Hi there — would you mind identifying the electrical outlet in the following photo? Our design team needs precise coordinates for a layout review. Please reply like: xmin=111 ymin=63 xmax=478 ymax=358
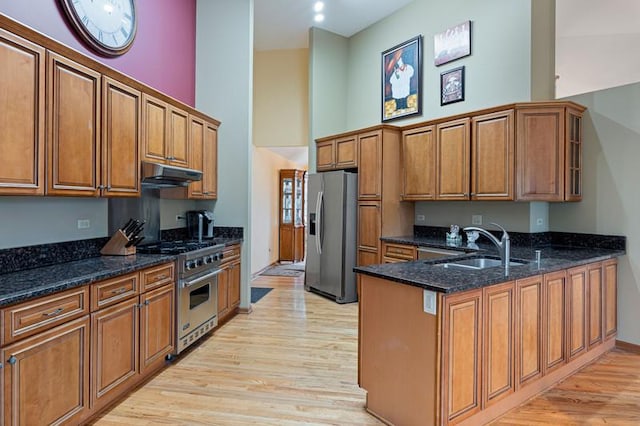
xmin=423 ymin=290 xmax=437 ymax=315
xmin=176 ymin=215 xmax=183 ymax=223
xmin=77 ymin=219 xmax=90 ymax=229
xmin=536 ymin=218 xmax=544 ymax=226
xmin=416 ymin=214 xmax=426 ymax=222
xmin=472 ymin=215 xmax=482 ymax=225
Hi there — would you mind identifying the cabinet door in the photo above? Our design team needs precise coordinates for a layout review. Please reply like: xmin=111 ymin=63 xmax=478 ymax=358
xmin=335 ymin=135 xmax=358 ymax=168
xmin=401 ymin=125 xmax=436 ymax=200
xmin=102 ymin=77 xmax=141 ymax=197
xmin=294 ymin=226 xmax=305 ymax=262
xmin=587 ymin=262 xmax=603 ymax=348
xmin=567 ymin=266 xmax=587 ymax=360
xmin=442 ymin=289 xmax=482 ymax=423
xmin=471 ymin=110 xmax=514 ymax=200
xmin=217 ymin=266 xmax=230 ymax=319
xmin=358 ymin=131 xmax=382 ymax=200
xmin=47 ymin=52 xmax=100 ymax=196
xmin=0 ymin=29 xmax=45 ymax=196
xmin=229 ymin=261 xmax=241 ymax=308
xmin=91 ymin=297 xmax=139 ymax=409
xmin=543 ymin=270 xmax=566 ymax=374
xmin=436 ymin=118 xmax=470 ymax=200
xmin=188 ymin=115 xmax=205 ymax=198
xmin=515 ymin=275 xmax=543 ymax=388
xmin=516 ymin=107 xmax=565 ymax=201
xmin=168 ymin=106 xmax=189 ymax=168
xmin=279 ymin=226 xmax=294 ymax=261
xmin=316 ymin=140 xmax=335 ymax=171
xmin=603 ymin=259 xmax=618 ymax=339
xmin=142 ymin=94 xmax=168 ymax=163
xmin=357 ymin=201 xmax=381 ymax=266
xmin=2 ymin=316 xmax=90 ymax=426
xmin=140 ymin=284 xmax=175 ymax=376
xmin=565 ymin=109 xmax=583 ymax=201
xmin=203 ymin=122 xmax=218 ymax=198
xmin=483 ymin=281 xmax=514 ymax=408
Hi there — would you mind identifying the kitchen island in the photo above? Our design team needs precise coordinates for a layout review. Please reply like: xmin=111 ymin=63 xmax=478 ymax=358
xmin=355 ymin=240 xmax=624 ymax=426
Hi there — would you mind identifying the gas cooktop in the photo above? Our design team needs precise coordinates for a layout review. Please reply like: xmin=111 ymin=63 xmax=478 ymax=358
xmin=137 ymin=240 xmax=221 ymax=255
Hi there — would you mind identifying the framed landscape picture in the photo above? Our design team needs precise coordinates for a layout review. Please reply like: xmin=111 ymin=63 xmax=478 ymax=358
xmin=381 ymin=35 xmax=422 ymax=122
xmin=434 ymin=20 xmax=471 ymax=66
xmin=440 ymin=66 xmax=465 ymax=106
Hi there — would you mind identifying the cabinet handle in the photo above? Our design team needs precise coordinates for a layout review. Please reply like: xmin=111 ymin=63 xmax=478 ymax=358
xmin=145 ymin=300 xmax=150 ymax=306
xmin=156 ymin=274 xmax=167 ymax=280
xmin=107 ymin=186 xmax=112 ymax=190
xmin=98 ymin=185 xmax=105 ymax=190
xmin=110 ymin=287 xmax=128 ymax=295
xmin=7 ymin=356 xmax=17 ymax=365
xmin=42 ymin=307 xmax=64 ymax=317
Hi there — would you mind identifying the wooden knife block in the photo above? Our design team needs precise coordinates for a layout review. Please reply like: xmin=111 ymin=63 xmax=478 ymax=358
xmin=101 ymin=230 xmax=136 ymax=256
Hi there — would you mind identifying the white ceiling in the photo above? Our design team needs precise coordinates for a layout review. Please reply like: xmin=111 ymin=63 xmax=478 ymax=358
xmin=254 ymin=0 xmax=414 ymax=51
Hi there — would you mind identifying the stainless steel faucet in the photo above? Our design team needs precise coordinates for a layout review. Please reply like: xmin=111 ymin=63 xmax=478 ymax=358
xmin=463 ymin=222 xmax=511 ymax=275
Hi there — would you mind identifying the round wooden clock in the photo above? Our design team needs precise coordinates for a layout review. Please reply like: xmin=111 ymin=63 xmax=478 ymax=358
xmin=59 ymin=0 xmax=137 ymax=56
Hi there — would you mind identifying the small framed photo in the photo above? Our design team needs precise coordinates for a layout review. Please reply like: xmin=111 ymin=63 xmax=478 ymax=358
xmin=381 ymin=35 xmax=422 ymax=122
xmin=440 ymin=66 xmax=465 ymax=106
xmin=434 ymin=20 xmax=471 ymax=66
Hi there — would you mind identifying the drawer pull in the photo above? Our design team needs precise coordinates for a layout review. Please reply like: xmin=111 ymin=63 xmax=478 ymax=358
xmin=155 ymin=274 xmax=168 ymax=281
xmin=42 ymin=308 xmax=64 ymax=317
xmin=110 ymin=287 xmax=128 ymax=295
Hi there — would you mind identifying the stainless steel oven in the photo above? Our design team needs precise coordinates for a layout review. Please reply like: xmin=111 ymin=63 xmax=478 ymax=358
xmin=177 ymin=268 xmax=219 ymax=353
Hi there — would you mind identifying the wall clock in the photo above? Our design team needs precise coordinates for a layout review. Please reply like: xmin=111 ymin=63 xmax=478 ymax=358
xmin=59 ymin=0 xmax=137 ymax=56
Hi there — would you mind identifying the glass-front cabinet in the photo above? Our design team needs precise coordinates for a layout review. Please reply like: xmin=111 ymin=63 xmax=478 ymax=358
xmin=279 ymin=169 xmax=306 ymax=262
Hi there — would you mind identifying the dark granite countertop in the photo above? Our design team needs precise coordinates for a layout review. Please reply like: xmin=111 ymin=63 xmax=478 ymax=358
xmin=358 ymin=235 xmax=625 ymax=294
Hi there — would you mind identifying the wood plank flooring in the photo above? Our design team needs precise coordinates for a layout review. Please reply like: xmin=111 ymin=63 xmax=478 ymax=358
xmin=92 ymin=273 xmax=640 ymax=425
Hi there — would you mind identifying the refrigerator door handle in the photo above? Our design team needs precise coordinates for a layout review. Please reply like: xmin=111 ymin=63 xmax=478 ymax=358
xmin=316 ymin=190 xmax=323 ymax=254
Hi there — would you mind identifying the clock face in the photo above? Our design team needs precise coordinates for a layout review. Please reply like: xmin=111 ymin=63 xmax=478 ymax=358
xmin=60 ymin=0 xmax=137 ymax=56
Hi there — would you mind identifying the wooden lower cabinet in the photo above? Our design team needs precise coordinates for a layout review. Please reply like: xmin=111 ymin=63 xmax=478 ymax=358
xmin=543 ymin=270 xmax=567 ymax=373
xmin=567 ymin=266 xmax=588 ymax=360
xmin=587 ymin=262 xmax=604 ymax=348
xmin=515 ymin=275 xmax=543 ymax=388
xmin=357 ymin=201 xmax=381 ymax=266
xmin=139 ymin=284 xmax=175 ymax=375
xmin=218 ymin=245 xmax=242 ymax=324
xmin=2 ymin=315 xmax=90 ymax=425
xmin=603 ymin=259 xmax=618 ymax=339
xmin=381 ymin=242 xmax=417 ymax=263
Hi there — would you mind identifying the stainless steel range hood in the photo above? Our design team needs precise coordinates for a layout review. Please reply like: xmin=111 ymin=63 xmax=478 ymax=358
xmin=141 ymin=161 xmax=202 ymax=188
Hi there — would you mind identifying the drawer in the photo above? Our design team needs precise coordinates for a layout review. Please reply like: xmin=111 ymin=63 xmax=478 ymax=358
xmin=2 ymin=286 xmax=90 ymax=345
xmin=92 ymin=272 xmax=139 ymax=311
xmin=140 ymin=263 xmax=174 ymax=292
xmin=382 ymin=243 xmax=417 ymax=261
xmin=220 ymin=245 xmax=241 ymax=265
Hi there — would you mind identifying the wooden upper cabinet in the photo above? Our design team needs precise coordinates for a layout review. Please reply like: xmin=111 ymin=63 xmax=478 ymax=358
xmin=471 ymin=110 xmax=515 ymax=200
xmin=188 ymin=115 xmax=205 ymax=198
xmin=102 ymin=77 xmax=141 ymax=197
xmin=0 ymin=28 xmax=45 ymax=196
xmin=46 ymin=52 xmax=101 ymax=196
xmin=358 ymin=130 xmax=383 ymax=200
xmin=203 ymin=121 xmax=218 ymax=198
xmin=436 ymin=118 xmax=470 ymax=200
xmin=315 ymin=139 xmax=335 ymax=171
xmin=336 ymin=135 xmax=358 ymax=169
xmin=168 ymin=106 xmax=189 ymax=168
xmin=142 ymin=94 xmax=190 ymax=168
xmin=401 ymin=125 xmax=436 ymax=200
xmin=516 ymin=104 xmax=585 ymax=201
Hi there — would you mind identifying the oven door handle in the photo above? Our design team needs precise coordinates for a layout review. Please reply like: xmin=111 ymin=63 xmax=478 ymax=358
xmin=182 ymin=269 xmax=222 ymax=288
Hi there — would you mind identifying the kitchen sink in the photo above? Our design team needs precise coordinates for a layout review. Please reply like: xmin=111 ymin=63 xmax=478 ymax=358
xmin=435 ymin=257 xmax=527 ymax=270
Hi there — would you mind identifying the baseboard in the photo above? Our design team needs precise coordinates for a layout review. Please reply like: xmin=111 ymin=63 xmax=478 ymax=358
xmin=251 ymin=261 xmax=279 ymax=280
xmin=238 ymin=305 xmax=253 ymax=315
xmin=616 ymin=339 xmax=640 ymax=353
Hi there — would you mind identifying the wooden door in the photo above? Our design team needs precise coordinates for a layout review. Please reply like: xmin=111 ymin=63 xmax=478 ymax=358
xmin=102 ymin=77 xmax=141 ymax=197
xmin=471 ymin=110 xmax=514 ymax=200
xmin=482 ymin=281 xmax=514 ymax=408
xmin=567 ymin=266 xmax=587 ymax=360
xmin=357 ymin=201 xmax=381 ymax=266
xmin=47 ymin=52 xmax=100 ymax=196
xmin=189 ymin=115 xmax=205 ymax=198
xmin=140 ymin=284 xmax=175 ymax=376
xmin=436 ymin=118 xmax=470 ymax=200
xmin=0 ymin=29 xmax=45 ymax=195
xmin=335 ymin=135 xmax=358 ymax=168
xmin=603 ymin=259 xmax=618 ymax=339
xmin=543 ymin=270 xmax=566 ymax=374
xmin=229 ymin=261 xmax=241 ymax=309
xmin=515 ymin=275 xmax=543 ymax=388
xmin=168 ymin=106 xmax=189 ymax=168
xmin=91 ymin=297 xmax=139 ymax=409
xmin=516 ymin=107 xmax=565 ymax=201
xmin=142 ymin=94 xmax=168 ymax=163
xmin=587 ymin=262 xmax=603 ymax=348
xmin=316 ymin=140 xmax=335 ymax=171
xmin=401 ymin=125 xmax=436 ymax=200
xmin=2 ymin=316 xmax=90 ymax=426
xmin=358 ymin=131 xmax=382 ymax=200
xmin=217 ymin=266 xmax=230 ymax=319
xmin=203 ymin=122 xmax=218 ymax=198
xmin=442 ymin=289 xmax=482 ymax=423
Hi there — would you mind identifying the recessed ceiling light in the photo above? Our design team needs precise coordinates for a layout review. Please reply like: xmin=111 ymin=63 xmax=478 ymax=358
xmin=314 ymin=13 xmax=325 ymax=23
xmin=313 ymin=1 xmax=324 ymax=13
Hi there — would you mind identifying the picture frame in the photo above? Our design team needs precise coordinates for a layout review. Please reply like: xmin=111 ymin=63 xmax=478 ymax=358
xmin=381 ymin=35 xmax=422 ymax=122
xmin=440 ymin=66 xmax=465 ymax=106
xmin=434 ymin=20 xmax=471 ymax=66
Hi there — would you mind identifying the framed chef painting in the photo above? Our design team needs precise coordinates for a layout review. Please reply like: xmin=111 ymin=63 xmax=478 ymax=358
xmin=381 ymin=35 xmax=422 ymax=122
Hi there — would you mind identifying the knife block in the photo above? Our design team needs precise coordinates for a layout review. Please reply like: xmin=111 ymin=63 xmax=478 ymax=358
xmin=101 ymin=230 xmax=136 ymax=256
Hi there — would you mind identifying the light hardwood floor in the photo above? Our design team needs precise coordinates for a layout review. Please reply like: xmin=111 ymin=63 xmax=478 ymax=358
xmin=93 ymin=273 xmax=640 ymax=425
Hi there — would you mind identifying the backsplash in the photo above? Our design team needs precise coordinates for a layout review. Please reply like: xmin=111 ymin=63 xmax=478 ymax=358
xmin=160 ymin=226 xmax=244 ymax=241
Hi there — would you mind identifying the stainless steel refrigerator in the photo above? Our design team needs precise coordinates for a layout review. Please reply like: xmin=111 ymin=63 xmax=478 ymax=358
xmin=305 ymin=170 xmax=358 ymax=303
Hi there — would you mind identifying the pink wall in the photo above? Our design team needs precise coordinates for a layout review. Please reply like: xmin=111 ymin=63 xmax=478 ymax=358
xmin=0 ymin=0 xmax=196 ymax=106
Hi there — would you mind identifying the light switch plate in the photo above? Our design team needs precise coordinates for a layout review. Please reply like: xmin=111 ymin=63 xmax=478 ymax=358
xmin=423 ymin=290 xmax=437 ymax=315
xmin=77 ymin=219 xmax=90 ymax=229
